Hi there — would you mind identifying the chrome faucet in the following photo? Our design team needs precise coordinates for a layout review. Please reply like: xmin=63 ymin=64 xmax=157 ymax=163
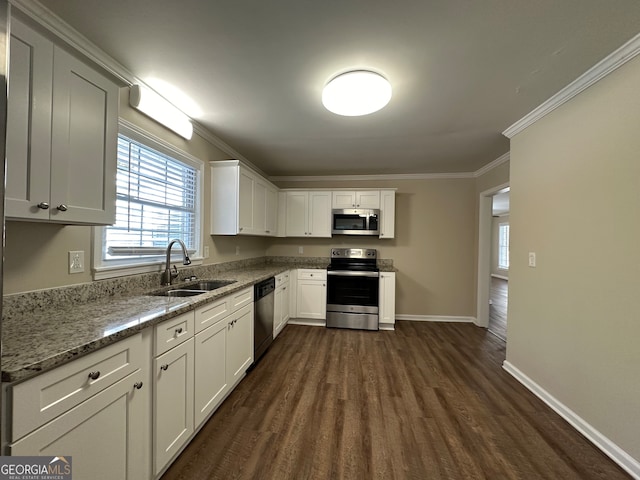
xmin=162 ymin=239 xmax=191 ymax=286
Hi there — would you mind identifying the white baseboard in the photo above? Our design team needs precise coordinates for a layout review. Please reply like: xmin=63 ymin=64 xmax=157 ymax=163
xmin=503 ymin=361 xmax=640 ymax=479
xmin=395 ymin=314 xmax=476 ymax=323
xmin=379 ymin=323 xmax=395 ymax=331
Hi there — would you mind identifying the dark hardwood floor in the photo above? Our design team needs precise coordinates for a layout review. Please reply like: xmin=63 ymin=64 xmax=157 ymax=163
xmin=161 ymin=321 xmax=629 ymax=480
xmin=489 ymin=277 xmax=508 ymax=341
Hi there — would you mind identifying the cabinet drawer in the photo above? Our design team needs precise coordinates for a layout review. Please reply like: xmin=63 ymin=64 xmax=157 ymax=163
xmin=275 ymin=271 xmax=290 ymax=287
xmin=297 ymin=269 xmax=327 ymax=281
xmin=154 ymin=311 xmax=195 ymax=356
xmin=230 ymin=287 xmax=253 ymax=311
xmin=10 ymin=332 xmax=143 ymax=441
xmin=195 ymin=296 xmax=231 ymax=334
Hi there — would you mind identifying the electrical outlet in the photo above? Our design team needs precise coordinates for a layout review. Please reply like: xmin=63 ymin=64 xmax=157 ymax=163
xmin=204 ymin=246 xmax=210 ymax=258
xmin=69 ymin=250 xmax=85 ymax=274
xmin=528 ymin=252 xmax=536 ymax=267
xmin=298 ymin=246 xmax=304 ymax=254
xmin=235 ymin=245 xmax=240 ymax=256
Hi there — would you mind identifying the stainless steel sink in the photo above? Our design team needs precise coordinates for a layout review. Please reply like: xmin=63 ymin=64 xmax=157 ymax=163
xmin=157 ymin=289 xmax=206 ymax=297
xmin=181 ymin=280 xmax=236 ymax=291
xmin=152 ymin=279 xmax=236 ymax=297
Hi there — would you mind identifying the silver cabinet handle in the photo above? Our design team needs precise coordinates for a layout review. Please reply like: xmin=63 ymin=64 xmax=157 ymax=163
xmin=37 ymin=202 xmax=49 ymax=210
xmin=88 ymin=371 xmax=101 ymax=380
xmin=56 ymin=204 xmax=68 ymax=211
xmin=160 ymin=364 xmax=169 ymax=371
xmin=134 ymin=381 xmax=143 ymax=390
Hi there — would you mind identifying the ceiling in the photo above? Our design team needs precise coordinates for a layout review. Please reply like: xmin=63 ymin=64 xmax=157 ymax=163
xmin=35 ymin=0 xmax=640 ymax=176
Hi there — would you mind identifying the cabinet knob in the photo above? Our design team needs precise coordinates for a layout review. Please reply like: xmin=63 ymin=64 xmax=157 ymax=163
xmin=239 ymin=227 xmax=243 ymax=231
xmin=265 ymin=230 xmax=270 ymax=233
xmin=88 ymin=371 xmax=101 ymax=380
xmin=37 ymin=202 xmax=49 ymax=210
xmin=175 ymin=327 xmax=183 ymax=335
xmin=134 ymin=381 xmax=143 ymax=390
xmin=56 ymin=204 xmax=68 ymax=211
xmin=160 ymin=364 xmax=169 ymax=371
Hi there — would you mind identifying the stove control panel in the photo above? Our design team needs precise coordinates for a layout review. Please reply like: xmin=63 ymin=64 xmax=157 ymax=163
xmin=330 ymin=248 xmax=377 ymax=259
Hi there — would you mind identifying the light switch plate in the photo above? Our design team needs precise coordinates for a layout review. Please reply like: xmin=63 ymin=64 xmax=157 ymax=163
xmin=528 ymin=252 xmax=536 ymax=267
xmin=69 ymin=250 xmax=85 ymax=274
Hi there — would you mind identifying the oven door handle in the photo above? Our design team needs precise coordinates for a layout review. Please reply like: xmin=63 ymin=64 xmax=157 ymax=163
xmin=327 ymin=270 xmax=380 ymax=278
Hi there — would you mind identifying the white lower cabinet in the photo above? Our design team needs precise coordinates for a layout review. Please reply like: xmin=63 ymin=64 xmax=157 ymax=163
xmin=273 ymin=271 xmax=290 ymax=338
xmin=194 ymin=316 xmax=228 ymax=428
xmin=295 ymin=269 xmax=327 ymax=320
xmin=153 ymin=337 xmax=194 ymax=476
xmin=8 ymin=331 xmax=151 ymax=480
xmin=11 ymin=369 xmax=148 ymax=480
xmin=194 ymin=293 xmax=253 ymax=430
xmin=379 ymin=272 xmax=396 ymax=328
xmin=226 ymin=304 xmax=254 ymax=386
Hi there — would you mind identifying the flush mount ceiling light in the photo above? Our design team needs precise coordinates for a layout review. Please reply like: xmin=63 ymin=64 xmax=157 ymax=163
xmin=322 ymin=70 xmax=392 ymax=116
xmin=129 ymin=84 xmax=193 ymax=139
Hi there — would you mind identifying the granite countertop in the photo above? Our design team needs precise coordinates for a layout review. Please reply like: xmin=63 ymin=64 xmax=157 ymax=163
xmin=1 ymin=260 xmax=328 ymax=383
xmin=2 ymin=257 xmax=394 ymax=383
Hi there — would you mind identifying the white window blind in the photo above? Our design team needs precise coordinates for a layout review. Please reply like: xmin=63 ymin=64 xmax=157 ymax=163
xmin=103 ymin=134 xmax=198 ymax=262
xmin=498 ymin=223 xmax=510 ymax=270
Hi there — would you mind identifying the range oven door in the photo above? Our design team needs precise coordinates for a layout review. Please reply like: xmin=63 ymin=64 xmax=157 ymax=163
xmin=326 ymin=270 xmax=379 ymax=330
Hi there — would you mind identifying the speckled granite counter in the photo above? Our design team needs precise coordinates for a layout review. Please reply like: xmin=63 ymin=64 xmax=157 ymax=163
xmin=2 ymin=257 xmax=335 ymax=383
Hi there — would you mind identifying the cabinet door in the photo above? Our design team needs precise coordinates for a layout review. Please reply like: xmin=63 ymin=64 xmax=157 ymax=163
xmin=332 ymin=191 xmax=356 ymax=208
xmin=379 ymin=272 xmax=396 ymax=326
xmin=296 ymin=280 xmax=327 ymax=320
xmin=274 ymin=285 xmax=284 ymax=337
xmin=50 ymin=47 xmax=118 ymax=225
xmin=252 ymin=178 xmax=267 ymax=234
xmin=285 ymin=191 xmax=308 ymax=236
xmin=380 ymin=190 xmax=396 ymax=239
xmin=356 ymin=191 xmax=380 ymax=208
xmin=237 ymin=167 xmax=255 ymax=234
xmin=226 ymin=304 xmax=253 ymax=387
xmin=154 ymin=338 xmax=194 ymax=476
xmin=308 ymin=191 xmax=332 ymax=237
xmin=5 ymin=18 xmax=53 ymax=220
xmin=194 ymin=320 xmax=228 ymax=427
xmin=265 ymin=184 xmax=278 ymax=236
xmin=11 ymin=370 xmax=149 ymax=480
xmin=281 ymin=282 xmax=291 ymax=325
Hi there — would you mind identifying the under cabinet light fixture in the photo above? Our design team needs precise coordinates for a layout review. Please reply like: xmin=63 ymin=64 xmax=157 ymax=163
xmin=129 ymin=84 xmax=193 ymax=140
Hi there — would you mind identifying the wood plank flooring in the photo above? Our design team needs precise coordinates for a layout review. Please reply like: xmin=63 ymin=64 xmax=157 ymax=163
xmin=160 ymin=321 xmax=630 ymax=480
xmin=489 ymin=277 xmax=508 ymax=341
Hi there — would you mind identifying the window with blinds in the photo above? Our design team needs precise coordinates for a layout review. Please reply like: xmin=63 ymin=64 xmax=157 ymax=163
xmin=498 ymin=222 xmax=510 ymax=270
xmin=102 ymin=134 xmax=198 ymax=262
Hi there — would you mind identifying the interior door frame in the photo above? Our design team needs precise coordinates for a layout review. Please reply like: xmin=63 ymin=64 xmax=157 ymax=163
xmin=476 ymin=182 xmax=509 ymax=328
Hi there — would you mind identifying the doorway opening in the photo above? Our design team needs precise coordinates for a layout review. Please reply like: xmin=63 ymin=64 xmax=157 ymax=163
xmin=476 ymin=183 xmax=509 ymax=339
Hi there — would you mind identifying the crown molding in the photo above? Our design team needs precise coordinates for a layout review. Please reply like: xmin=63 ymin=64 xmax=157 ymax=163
xmin=503 ymin=32 xmax=640 ymax=138
xmin=269 ymin=172 xmax=475 ymax=182
xmin=473 ymin=152 xmax=510 ymax=178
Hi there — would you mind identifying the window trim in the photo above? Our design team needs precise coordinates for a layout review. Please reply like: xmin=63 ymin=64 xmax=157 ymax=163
xmin=92 ymin=119 xmax=204 ymax=280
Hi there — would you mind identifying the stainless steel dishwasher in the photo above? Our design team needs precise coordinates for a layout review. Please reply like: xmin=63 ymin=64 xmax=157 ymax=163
xmin=254 ymin=277 xmax=275 ymax=363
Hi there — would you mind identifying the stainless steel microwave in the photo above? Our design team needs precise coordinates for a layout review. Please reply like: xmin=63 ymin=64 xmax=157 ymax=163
xmin=331 ymin=209 xmax=380 ymax=235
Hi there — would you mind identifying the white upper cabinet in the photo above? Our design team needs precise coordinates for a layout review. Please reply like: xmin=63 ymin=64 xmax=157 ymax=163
xmin=284 ymin=191 xmax=331 ymax=237
xmin=332 ymin=190 xmax=380 ymax=209
xmin=379 ymin=190 xmax=396 ymax=239
xmin=6 ymin=17 xmax=118 ymax=225
xmin=211 ymin=161 xmax=278 ymax=236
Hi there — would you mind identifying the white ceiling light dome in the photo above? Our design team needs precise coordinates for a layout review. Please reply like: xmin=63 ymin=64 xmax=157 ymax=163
xmin=322 ymin=70 xmax=392 ymax=116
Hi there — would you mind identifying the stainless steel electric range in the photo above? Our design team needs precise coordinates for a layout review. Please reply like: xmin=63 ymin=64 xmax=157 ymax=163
xmin=326 ymin=248 xmax=379 ymax=331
